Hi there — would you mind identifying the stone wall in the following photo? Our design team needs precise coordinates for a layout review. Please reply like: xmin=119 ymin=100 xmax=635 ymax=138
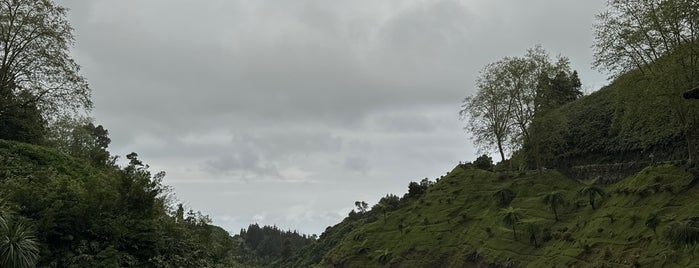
xmin=561 ymin=160 xmax=686 ymax=185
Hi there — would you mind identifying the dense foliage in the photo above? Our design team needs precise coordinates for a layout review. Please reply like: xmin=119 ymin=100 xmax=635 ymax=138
xmin=0 ymin=140 xmax=245 ymax=267
xmin=236 ymin=224 xmax=315 ymax=266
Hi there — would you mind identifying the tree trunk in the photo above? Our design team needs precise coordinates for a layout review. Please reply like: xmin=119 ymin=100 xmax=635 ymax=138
xmin=686 ymin=119 xmax=698 ymax=165
xmin=498 ymin=141 xmax=506 ymax=163
xmin=512 ymin=224 xmax=517 ymax=241
xmin=552 ymin=205 xmax=558 ymax=222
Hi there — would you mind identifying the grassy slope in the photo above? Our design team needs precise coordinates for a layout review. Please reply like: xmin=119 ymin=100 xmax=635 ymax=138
xmin=317 ymin=165 xmax=699 ymax=267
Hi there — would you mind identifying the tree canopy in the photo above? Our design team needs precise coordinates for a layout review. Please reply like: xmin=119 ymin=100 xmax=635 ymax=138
xmin=461 ymin=45 xmax=580 ymax=167
xmin=0 ymin=0 xmax=91 ymax=141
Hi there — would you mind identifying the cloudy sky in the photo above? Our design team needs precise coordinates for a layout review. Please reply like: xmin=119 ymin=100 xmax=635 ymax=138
xmin=57 ymin=0 xmax=608 ymax=235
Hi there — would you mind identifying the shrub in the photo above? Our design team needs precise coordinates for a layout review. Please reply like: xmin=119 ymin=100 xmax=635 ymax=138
xmin=473 ymin=155 xmax=494 ymax=171
xmin=664 ymin=218 xmax=699 ymax=245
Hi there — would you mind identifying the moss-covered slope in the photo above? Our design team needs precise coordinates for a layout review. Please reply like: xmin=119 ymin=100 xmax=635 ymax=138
xmin=315 ymin=165 xmax=699 ymax=267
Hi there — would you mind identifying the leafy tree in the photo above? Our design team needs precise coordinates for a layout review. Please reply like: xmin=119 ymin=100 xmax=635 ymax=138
xmin=0 ymin=0 xmax=91 ymax=123
xmin=593 ymin=0 xmax=699 ymax=79
xmin=493 ymin=188 xmax=516 ymax=207
xmin=542 ymin=191 xmax=566 ymax=221
xmin=536 ymin=71 xmax=582 ymax=111
xmin=461 ymin=61 xmax=515 ymax=162
xmin=578 ymin=186 xmax=606 ymax=210
xmin=48 ymin=117 xmax=114 ymax=168
xmin=593 ymin=0 xmax=699 ymax=164
xmin=473 ymin=154 xmax=494 ymax=171
xmin=354 ymin=201 xmax=368 ymax=214
xmin=501 ymin=207 xmax=522 ymax=240
xmin=373 ymin=194 xmax=401 ymax=221
xmin=0 ymin=91 xmax=45 ymax=143
xmin=406 ymin=179 xmax=432 ymax=199
xmin=462 ymin=46 xmax=576 ymax=169
xmin=527 ymin=223 xmax=540 ymax=247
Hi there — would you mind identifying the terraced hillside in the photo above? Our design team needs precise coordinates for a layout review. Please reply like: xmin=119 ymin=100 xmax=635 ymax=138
xmin=315 ymin=165 xmax=699 ymax=267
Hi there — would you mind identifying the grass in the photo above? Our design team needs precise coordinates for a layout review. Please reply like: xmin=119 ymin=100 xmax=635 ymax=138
xmin=315 ymin=165 xmax=699 ymax=267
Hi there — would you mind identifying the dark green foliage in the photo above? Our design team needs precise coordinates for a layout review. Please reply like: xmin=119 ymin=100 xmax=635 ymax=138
xmin=493 ymin=187 xmax=516 ymax=207
xmin=501 ymin=207 xmax=522 ymax=240
xmin=0 ymin=91 xmax=46 ymax=144
xmin=542 ymin=191 xmax=566 ymax=221
xmin=0 ymin=199 xmax=39 ymax=268
xmin=473 ymin=154 xmax=494 ymax=171
xmin=0 ymin=140 xmax=242 ymax=267
xmin=405 ymin=178 xmax=433 ymax=199
xmin=664 ymin=218 xmax=699 ymax=245
xmin=645 ymin=214 xmax=661 ymax=234
xmin=578 ymin=185 xmax=606 ymax=210
xmin=536 ymin=70 xmax=582 ymax=112
xmin=238 ymin=224 xmax=314 ymax=266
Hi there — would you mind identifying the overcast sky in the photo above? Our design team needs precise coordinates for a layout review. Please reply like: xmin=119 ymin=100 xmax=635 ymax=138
xmin=57 ymin=0 xmax=608 ymax=235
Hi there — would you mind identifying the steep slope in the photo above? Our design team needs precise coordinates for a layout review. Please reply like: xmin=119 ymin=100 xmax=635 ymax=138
xmin=315 ymin=165 xmax=699 ymax=267
xmin=544 ymin=52 xmax=698 ymax=167
xmin=0 ymin=140 xmax=247 ymax=266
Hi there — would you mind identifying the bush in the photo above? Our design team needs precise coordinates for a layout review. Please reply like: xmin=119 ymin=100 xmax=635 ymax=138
xmin=664 ymin=218 xmax=699 ymax=245
xmin=473 ymin=155 xmax=494 ymax=171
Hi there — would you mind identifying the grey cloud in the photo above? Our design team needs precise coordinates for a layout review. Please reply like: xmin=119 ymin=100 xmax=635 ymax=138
xmin=57 ymin=0 xmax=609 ymax=235
xmin=343 ymin=156 xmax=370 ymax=174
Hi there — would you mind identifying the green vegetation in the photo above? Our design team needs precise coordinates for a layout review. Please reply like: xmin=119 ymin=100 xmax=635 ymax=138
xmin=236 ymin=224 xmax=315 ymax=266
xmin=0 ymin=140 xmax=247 ymax=267
xmin=309 ymin=164 xmax=699 ymax=267
xmin=1 ymin=0 xmax=698 ymax=266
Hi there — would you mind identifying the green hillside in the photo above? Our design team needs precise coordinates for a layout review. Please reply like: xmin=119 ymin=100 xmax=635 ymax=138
xmin=544 ymin=55 xmax=698 ymax=168
xmin=0 ymin=140 xmax=248 ymax=267
xmin=314 ymin=165 xmax=699 ymax=267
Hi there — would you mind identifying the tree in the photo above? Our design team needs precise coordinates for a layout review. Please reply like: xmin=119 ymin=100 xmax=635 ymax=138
xmin=501 ymin=207 xmax=522 ymax=240
xmin=493 ymin=188 xmax=516 ymax=207
xmin=578 ymin=186 xmax=606 ymax=210
xmin=462 ymin=46 xmax=575 ymax=168
xmin=48 ymin=117 xmax=114 ymax=167
xmin=0 ymin=0 xmax=91 ymax=129
xmin=536 ymin=70 xmax=582 ymax=111
xmin=0 ymin=90 xmax=44 ymax=143
xmin=526 ymin=223 xmax=540 ymax=247
xmin=406 ymin=179 xmax=432 ymax=199
xmin=542 ymin=191 xmax=566 ymax=221
xmin=593 ymin=0 xmax=699 ymax=164
xmin=354 ymin=201 xmax=368 ymax=214
xmin=593 ymin=0 xmax=699 ymax=79
xmin=461 ymin=61 xmax=515 ymax=162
